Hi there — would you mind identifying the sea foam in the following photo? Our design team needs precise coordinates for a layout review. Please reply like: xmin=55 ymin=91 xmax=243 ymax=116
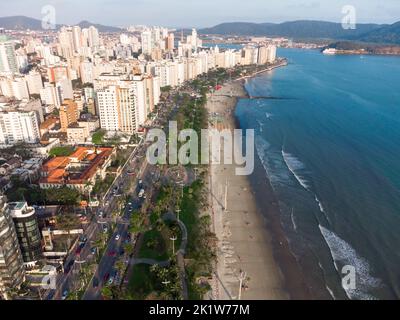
xmin=281 ymin=150 xmax=310 ymax=190
xmin=319 ymin=225 xmax=382 ymax=300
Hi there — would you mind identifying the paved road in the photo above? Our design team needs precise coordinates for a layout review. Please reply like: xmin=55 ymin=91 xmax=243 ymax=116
xmin=82 ymin=160 xmax=153 ymax=300
xmin=44 ymin=215 xmax=100 ymax=300
xmin=45 ymin=139 xmax=145 ymax=300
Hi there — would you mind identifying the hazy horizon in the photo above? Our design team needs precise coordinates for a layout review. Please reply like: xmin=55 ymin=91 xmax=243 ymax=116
xmin=0 ymin=0 xmax=399 ymax=28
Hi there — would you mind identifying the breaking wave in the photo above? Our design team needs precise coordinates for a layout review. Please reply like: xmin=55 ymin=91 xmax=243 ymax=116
xmin=281 ymin=150 xmax=310 ymax=191
xmin=319 ymin=225 xmax=382 ymax=300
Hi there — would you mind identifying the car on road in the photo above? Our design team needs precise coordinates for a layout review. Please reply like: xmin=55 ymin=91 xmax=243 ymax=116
xmin=115 ymin=234 xmax=121 ymax=241
xmin=79 ymin=235 xmax=87 ymax=244
xmin=103 ymin=273 xmax=110 ymax=283
xmin=93 ymin=277 xmax=99 ymax=288
xmin=64 ymin=260 xmax=75 ymax=274
xmin=107 ymin=276 xmax=114 ymax=285
xmin=108 ymin=250 xmax=116 ymax=257
xmin=61 ymin=290 xmax=68 ymax=300
xmin=75 ymin=246 xmax=82 ymax=255
xmin=91 ymin=247 xmax=97 ymax=255
xmin=138 ymin=189 xmax=145 ymax=198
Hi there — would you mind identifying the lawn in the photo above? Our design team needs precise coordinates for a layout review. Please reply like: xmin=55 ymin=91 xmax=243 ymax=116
xmin=127 ymin=264 xmax=155 ymax=299
xmin=92 ymin=129 xmax=106 ymax=145
xmin=138 ymin=229 xmax=169 ymax=261
xmin=180 ymin=181 xmax=201 ymax=241
xmin=49 ymin=146 xmax=75 ymax=157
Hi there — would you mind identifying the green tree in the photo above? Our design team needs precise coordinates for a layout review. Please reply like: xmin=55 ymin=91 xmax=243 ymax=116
xmin=101 ymin=286 xmax=113 ymax=299
xmin=129 ymin=212 xmax=146 ymax=233
xmin=123 ymin=243 xmax=134 ymax=256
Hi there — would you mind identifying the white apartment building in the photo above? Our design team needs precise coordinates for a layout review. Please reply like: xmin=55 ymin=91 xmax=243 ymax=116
xmin=141 ymin=30 xmax=153 ymax=55
xmin=0 ymin=76 xmax=29 ymax=100
xmin=25 ymin=71 xmax=43 ymax=96
xmin=95 ymin=73 xmax=150 ymax=134
xmin=40 ymin=82 xmax=62 ymax=107
xmin=96 ymin=86 xmax=120 ymax=132
xmin=0 ymin=41 xmax=19 ymax=73
xmin=56 ymin=78 xmax=74 ymax=100
xmin=0 ymin=103 xmax=41 ymax=145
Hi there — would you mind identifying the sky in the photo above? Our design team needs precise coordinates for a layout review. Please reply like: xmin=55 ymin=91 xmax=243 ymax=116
xmin=1 ymin=0 xmax=399 ymax=28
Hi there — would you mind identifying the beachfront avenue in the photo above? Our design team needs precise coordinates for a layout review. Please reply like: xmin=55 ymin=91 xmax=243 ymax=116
xmin=145 ymin=121 xmax=255 ymax=175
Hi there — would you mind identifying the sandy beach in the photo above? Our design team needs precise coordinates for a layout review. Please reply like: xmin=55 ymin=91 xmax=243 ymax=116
xmin=206 ymin=80 xmax=289 ymax=300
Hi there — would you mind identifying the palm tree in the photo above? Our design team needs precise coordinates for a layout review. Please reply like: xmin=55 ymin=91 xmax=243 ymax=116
xmin=84 ymin=181 xmax=93 ymax=205
xmin=115 ymin=259 xmax=126 ymax=278
xmin=101 ymin=286 xmax=113 ymax=300
xmin=124 ymin=243 xmax=134 ymax=256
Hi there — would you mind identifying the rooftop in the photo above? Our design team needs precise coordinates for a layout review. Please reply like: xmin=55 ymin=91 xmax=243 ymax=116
xmin=40 ymin=147 xmax=113 ymax=186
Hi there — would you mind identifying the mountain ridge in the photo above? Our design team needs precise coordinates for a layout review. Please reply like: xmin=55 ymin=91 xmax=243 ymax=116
xmin=0 ymin=15 xmax=122 ymax=32
xmin=199 ymin=20 xmax=400 ymax=44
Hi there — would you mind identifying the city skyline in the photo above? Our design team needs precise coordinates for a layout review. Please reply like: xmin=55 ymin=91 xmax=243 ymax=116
xmin=1 ymin=0 xmax=400 ymax=28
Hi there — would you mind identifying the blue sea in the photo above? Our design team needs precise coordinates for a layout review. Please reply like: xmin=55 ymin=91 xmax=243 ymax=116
xmin=235 ymin=48 xmax=400 ymax=300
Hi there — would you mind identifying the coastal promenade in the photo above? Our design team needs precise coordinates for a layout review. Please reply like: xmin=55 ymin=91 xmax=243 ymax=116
xmin=235 ymin=58 xmax=288 ymax=81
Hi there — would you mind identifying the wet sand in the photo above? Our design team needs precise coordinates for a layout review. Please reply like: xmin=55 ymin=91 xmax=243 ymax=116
xmin=206 ymin=81 xmax=290 ymax=300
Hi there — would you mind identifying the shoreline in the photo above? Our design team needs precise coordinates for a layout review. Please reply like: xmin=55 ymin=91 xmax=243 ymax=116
xmin=206 ymin=80 xmax=288 ymax=300
xmin=234 ymin=59 xmax=288 ymax=81
xmin=206 ymin=66 xmax=312 ymax=300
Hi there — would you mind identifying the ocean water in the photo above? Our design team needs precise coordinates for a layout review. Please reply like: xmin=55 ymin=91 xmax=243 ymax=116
xmin=235 ymin=48 xmax=400 ymax=300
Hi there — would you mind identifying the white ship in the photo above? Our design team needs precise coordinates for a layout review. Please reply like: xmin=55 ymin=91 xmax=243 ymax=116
xmin=322 ymin=48 xmax=337 ymax=55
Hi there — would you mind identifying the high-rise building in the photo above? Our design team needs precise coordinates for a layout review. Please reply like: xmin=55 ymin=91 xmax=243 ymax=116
xmin=120 ymin=34 xmax=130 ymax=45
xmin=96 ymin=75 xmax=148 ymax=134
xmin=60 ymin=99 xmax=79 ymax=132
xmin=80 ymin=60 xmax=94 ymax=84
xmin=10 ymin=77 xmax=29 ymax=100
xmin=144 ymin=75 xmax=155 ymax=114
xmin=118 ymin=86 xmax=139 ymax=134
xmin=0 ymin=41 xmax=19 ymax=73
xmin=72 ymin=26 xmax=82 ymax=53
xmin=88 ymin=26 xmax=100 ymax=48
xmin=257 ymin=46 xmax=269 ymax=65
xmin=0 ymin=76 xmax=29 ymax=100
xmin=48 ymin=65 xmax=69 ymax=83
xmin=141 ymin=30 xmax=153 ymax=55
xmin=166 ymin=33 xmax=175 ymax=51
xmin=56 ymin=78 xmax=74 ymax=100
xmin=58 ymin=27 xmax=74 ymax=59
xmin=267 ymin=45 xmax=277 ymax=63
xmin=9 ymin=202 xmax=42 ymax=267
xmin=40 ymin=82 xmax=62 ymax=107
xmin=0 ymin=100 xmax=42 ymax=145
xmin=25 ymin=71 xmax=43 ymax=96
xmin=0 ymin=195 xmax=25 ymax=300
xmin=96 ymin=86 xmax=120 ymax=132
